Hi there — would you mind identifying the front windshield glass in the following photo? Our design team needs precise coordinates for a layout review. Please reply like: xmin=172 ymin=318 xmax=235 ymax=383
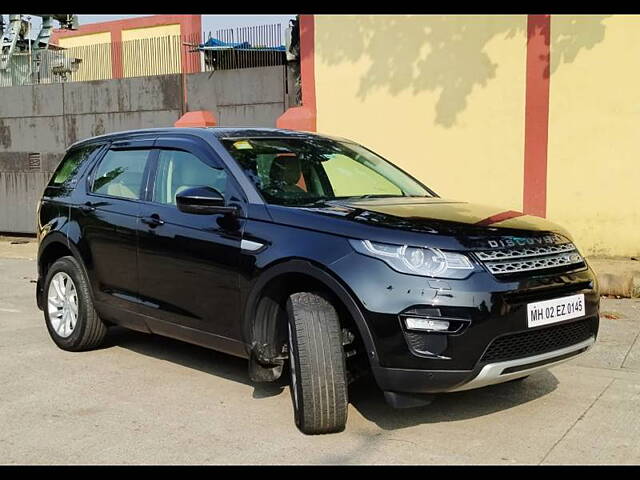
xmin=220 ymin=137 xmax=435 ymax=206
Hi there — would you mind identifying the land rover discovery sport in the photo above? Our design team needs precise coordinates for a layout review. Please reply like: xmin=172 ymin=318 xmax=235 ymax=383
xmin=36 ymin=127 xmax=599 ymax=434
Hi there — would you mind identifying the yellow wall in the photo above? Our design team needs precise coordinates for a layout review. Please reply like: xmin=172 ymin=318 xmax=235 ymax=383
xmin=547 ymin=15 xmax=640 ymax=257
xmin=58 ymin=32 xmax=112 ymax=81
xmin=121 ymin=24 xmax=181 ymax=41
xmin=314 ymin=14 xmax=639 ymax=257
xmin=315 ymin=15 xmax=528 ymax=213
xmin=57 ymin=32 xmax=112 ymax=48
xmin=121 ymin=24 xmax=182 ymax=77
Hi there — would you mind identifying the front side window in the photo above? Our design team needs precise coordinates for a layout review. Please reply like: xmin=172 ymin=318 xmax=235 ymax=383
xmin=151 ymin=149 xmax=227 ymax=205
xmin=50 ymin=144 xmax=102 ymax=187
xmin=220 ymin=137 xmax=433 ymax=206
xmin=91 ymin=149 xmax=150 ymax=200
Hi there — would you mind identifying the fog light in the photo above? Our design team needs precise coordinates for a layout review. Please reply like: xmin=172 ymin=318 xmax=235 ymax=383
xmin=405 ymin=317 xmax=450 ymax=332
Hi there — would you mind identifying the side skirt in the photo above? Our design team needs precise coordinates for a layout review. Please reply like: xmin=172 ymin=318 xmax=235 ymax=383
xmin=95 ymin=301 xmax=248 ymax=359
xmin=145 ymin=316 xmax=249 ymax=359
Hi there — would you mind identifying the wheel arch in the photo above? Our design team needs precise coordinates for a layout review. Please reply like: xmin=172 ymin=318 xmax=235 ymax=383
xmin=243 ymin=259 xmax=380 ymax=369
xmin=37 ymin=233 xmax=92 ymax=310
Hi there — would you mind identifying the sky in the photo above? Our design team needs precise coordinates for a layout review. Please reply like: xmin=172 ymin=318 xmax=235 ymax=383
xmin=5 ymin=14 xmax=296 ymax=42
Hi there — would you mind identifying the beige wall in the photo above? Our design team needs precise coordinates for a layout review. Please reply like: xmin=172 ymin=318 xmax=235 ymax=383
xmin=547 ymin=15 xmax=640 ymax=257
xmin=57 ymin=31 xmax=111 ymax=47
xmin=315 ymin=15 xmax=528 ymax=213
xmin=314 ymin=14 xmax=639 ymax=257
xmin=122 ymin=24 xmax=182 ymax=77
xmin=121 ymin=24 xmax=181 ymax=41
xmin=58 ymin=32 xmax=112 ymax=81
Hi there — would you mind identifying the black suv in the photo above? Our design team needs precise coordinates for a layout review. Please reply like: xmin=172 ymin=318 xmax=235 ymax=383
xmin=36 ymin=127 xmax=599 ymax=434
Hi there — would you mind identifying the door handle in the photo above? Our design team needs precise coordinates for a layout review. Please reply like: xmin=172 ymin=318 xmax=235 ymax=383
xmin=141 ymin=214 xmax=165 ymax=228
xmin=79 ymin=201 xmax=95 ymax=212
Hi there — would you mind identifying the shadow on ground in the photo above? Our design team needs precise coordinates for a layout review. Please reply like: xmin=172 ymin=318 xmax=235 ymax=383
xmin=103 ymin=326 xmax=288 ymax=399
xmin=104 ymin=326 xmax=559 ymax=431
xmin=348 ymin=370 xmax=558 ymax=431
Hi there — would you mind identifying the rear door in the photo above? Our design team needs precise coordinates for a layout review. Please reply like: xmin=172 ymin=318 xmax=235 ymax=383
xmin=136 ymin=136 xmax=245 ymax=341
xmin=78 ymin=138 xmax=155 ymax=314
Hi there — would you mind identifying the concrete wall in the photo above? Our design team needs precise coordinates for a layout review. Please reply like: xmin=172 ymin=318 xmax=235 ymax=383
xmin=0 ymin=66 xmax=286 ymax=233
xmin=187 ymin=68 xmax=287 ymax=127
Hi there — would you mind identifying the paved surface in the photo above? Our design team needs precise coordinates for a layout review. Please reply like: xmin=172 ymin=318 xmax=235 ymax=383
xmin=1 ymin=254 xmax=639 ymax=464
xmin=0 ymin=236 xmax=37 ymax=260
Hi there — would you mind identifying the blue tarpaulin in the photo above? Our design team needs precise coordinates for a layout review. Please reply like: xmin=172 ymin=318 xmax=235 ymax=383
xmin=199 ymin=37 xmax=285 ymax=52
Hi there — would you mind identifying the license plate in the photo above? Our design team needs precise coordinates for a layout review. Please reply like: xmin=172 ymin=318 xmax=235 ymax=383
xmin=527 ymin=294 xmax=585 ymax=328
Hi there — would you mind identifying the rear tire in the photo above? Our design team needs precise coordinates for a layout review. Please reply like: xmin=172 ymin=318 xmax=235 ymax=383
xmin=44 ymin=256 xmax=107 ymax=351
xmin=286 ymin=292 xmax=348 ymax=435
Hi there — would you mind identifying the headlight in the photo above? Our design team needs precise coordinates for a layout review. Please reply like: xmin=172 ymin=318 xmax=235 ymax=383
xmin=349 ymin=239 xmax=476 ymax=279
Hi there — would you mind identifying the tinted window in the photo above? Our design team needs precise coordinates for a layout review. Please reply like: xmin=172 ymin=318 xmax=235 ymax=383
xmin=152 ymin=149 xmax=227 ymax=205
xmin=50 ymin=144 xmax=101 ymax=187
xmin=91 ymin=149 xmax=150 ymax=200
xmin=321 ymin=153 xmax=402 ymax=197
xmin=220 ymin=137 xmax=432 ymax=206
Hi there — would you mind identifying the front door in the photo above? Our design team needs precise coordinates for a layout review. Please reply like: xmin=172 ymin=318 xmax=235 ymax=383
xmin=137 ymin=137 xmax=245 ymax=342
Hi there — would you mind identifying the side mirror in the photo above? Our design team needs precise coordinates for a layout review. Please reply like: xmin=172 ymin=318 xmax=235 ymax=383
xmin=176 ymin=186 xmax=238 ymax=215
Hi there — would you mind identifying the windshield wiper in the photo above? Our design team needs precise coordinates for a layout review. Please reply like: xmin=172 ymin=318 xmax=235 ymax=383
xmin=293 ymin=194 xmax=429 ymax=207
xmin=342 ymin=194 xmax=409 ymax=200
xmin=293 ymin=198 xmax=331 ymax=207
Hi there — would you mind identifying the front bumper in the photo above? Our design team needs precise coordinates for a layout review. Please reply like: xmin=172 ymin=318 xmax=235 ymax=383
xmin=448 ymin=335 xmax=594 ymax=391
xmin=329 ymin=251 xmax=600 ymax=395
xmin=372 ymin=333 xmax=595 ymax=395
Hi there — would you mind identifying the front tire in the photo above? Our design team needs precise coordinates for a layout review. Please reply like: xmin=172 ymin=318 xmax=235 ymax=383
xmin=44 ymin=255 xmax=107 ymax=351
xmin=287 ymin=292 xmax=348 ymax=435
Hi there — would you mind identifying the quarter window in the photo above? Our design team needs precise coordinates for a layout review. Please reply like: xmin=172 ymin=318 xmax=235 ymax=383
xmin=91 ymin=149 xmax=150 ymax=200
xmin=151 ymin=149 xmax=227 ymax=205
xmin=50 ymin=145 xmax=101 ymax=187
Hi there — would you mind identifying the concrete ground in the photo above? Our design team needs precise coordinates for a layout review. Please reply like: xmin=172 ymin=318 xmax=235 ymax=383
xmin=589 ymin=257 xmax=640 ymax=298
xmin=1 ymin=249 xmax=639 ymax=464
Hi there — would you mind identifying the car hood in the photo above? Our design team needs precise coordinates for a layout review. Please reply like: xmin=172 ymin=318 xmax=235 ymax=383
xmin=267 ymin=197 xmax=574 ymax=250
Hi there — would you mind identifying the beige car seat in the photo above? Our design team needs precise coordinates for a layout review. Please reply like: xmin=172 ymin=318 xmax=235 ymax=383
xmin=105 ymin=171 xmax=143 ymax=199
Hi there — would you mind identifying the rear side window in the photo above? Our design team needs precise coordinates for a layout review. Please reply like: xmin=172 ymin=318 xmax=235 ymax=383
xmin=50 ymin=144 xmax=101 ymax=187
xmin=91 ymin=149 xmax=151 ymax=200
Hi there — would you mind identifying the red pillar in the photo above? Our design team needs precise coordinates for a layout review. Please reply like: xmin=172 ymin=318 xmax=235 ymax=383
xmin=110 ymin=30 xmax=123 ymax=79
xmin=523 ymin=14 xmax=551 ymax=218
xmin=277 ymin=15 xmax=317 ymax=131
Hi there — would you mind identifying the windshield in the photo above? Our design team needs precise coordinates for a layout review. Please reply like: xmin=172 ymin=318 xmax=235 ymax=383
xmin=220 ymin=137 xmax=435 ymax=206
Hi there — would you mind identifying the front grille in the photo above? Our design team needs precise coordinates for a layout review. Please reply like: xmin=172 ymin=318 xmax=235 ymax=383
xmin=476 ymin=243 xmax=577 ymax=261
xmin=480 ymin=318 xmax=596 ymax=364
xmin=476 ymin=243 xmax=585 ymax=276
